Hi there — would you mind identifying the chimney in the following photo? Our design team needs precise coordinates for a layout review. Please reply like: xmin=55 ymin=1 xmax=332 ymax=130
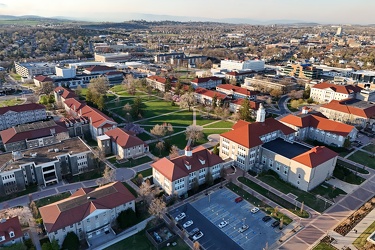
xmin=185 ymin=139 xmax=192 ymax=156
xmin=301 ymin=106 xmax=309 ymax=115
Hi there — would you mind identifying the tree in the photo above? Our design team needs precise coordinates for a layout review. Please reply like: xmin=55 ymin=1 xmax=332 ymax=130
xmin=75 ymin=85 xmax=83 ymax=96
xmin=97 ymin=95 xmax=105 ymax=110
xmin=230 ymin=78 xmax=237 ymax=86
xmin=174 ymin=81 xmax=182 ymax=95
xmin=86 ymin=88 xmax=93 ymax=103
xmin=193 ymin=241 xmax=201 ymax=250
xmin=185 ymin=125 xmax=204 ymax=146
xmin=1 ymin=207 xmax=33 ymax=227
xmin=123 ymin=102 xmax=132 ymax=114
xmin=88 ymin=77 xmax=109 ymax=95
xmin=136 ymin=173 xmax=144 ymax=186
xmin=239 ymin=99 xmax=252 ymax=121
xmin=169 ymin=145 xmax=180 ymax=159
xmin=164 ymin=92 xmax=173 ymax=101
xmin=179 ymin=92 xmax=196 ymax=111
xmin=156 ymin=141 xmax=165 ymax=156
xmin=132 ymin=96 xmax=144 ymax=118
xmin=150 ymin=124 xmax=167 ymax=140
xmin=290 ymin=99 xmax=300 ymax=109
xmin=303 ymin=86 xmax=311 ymax=99
xmin=96 ymin=166 xmax=116 ymax=186
xmin=205 ymin=171 xmax=214 ymax=187
xmin=289 ymin=90 xmax=303 ymax=100
xmin=117 ymin=208 xmax=137 ymax=229
xmin=270 ymin=89 xmax=282 ymax=99
xmin=62 ymin=232 xmax=80 ymax=250
xmin=165 ymin=78 xmax=172 ymax=92
xmin=212 ymin=95 xmax=218 ymax=108
xmin=41 ymin=239 xmax=59 ymax=250
xmin=39 ymin=81 xmax=54 ymax=95
xmin=212 ymin=144 xmax=220 ymax=155
xmin=148 ymin=198 xmax=167 ymax=220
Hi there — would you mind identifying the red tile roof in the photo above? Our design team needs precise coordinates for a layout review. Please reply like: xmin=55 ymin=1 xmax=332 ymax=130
xmin=292 ymin=146 xmax=338 ymax=168
xmin=221 ymin=118 xmax=295 ymax=148
xmin=216 ymin=84 xmax=258 ymax=96
xmin=231 ymin=99 xmax=259 ymax=110
xmin=151 ymin=146 xmax=224 ymax=181
xmin=280 ymin=113 xmax=355 ymax=136
xmin=105 ymin=128 xmax=145 ymax=148
xmin=34 ymin=75 xmax=53 ymax=82
xmin=0 ymin=103 xmax=45 ymax=115
xmin=195 ymin=88 xmax=226 ymax=99
xmin=54 ymin=87 xmax=77 ymax=99
xmin=191 ymin=76 xmax=222 ymax=84
xmin=147 ymin=75 xmax=177 ymax=84
xmin=64 ymin=98 xmax=85 ymax=112
xmin=85 ymin=65 xmax=116 ymax=72
xmin=225 ymin=70 xmax=254 ymax=76
xmin=0 ymin=121 xmax=68 ymax=144
xmin=321 ymin=99 xmax=375 ymax=118
xmin=0 ymin=217 xmax=23 ymax=244
xmin=39 ymin=182 xmax=135 ymax=232
xmin=312 ymin=82 xmax=362 ymax=94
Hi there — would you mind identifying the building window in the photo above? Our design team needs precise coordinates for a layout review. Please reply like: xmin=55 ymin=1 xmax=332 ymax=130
xmin=298 ymin=174 xmax=301 ymax=179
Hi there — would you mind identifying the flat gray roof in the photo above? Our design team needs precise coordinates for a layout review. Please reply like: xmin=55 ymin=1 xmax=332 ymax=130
xmin=262 ymin=138 xmax=311 ymax=159
xmin=340 ymin=99 xmax=375 ymax=109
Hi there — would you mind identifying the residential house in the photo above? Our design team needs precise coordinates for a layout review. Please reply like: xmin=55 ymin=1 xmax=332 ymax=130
xmin=279 ymin=108 xmax=358 ymax=147
xmin=219 ymin=106 xmax=338 ymax=191
xmin=194 ymin=88 xmax=227 ymax=106
xmin=225 ymin=70 xmax=254 ymax=83
xmin=146 ymin=76 xmax=177 ymax=92
xmin=0 ymin=103 xmax=47 ymax=131
xmin=0 ymin=120 xmax=70 ymax=152
xmin=54 ymin=87 xmax=78 ymax=108
xmin=152 ymin=146 xmax=224 ymax=196
xmin=97 ymin=128 xmax=148 ymax=159
xmin=0 ymin=217 xmax=23 ymax=247
xmin=320 ymin=98 xmax=375 ymax=130
xmin=39 ymin=182 xmax=135 ymax=246
xmin=216 ymin=84 xmax=258 ymax=100
xmin=309 ymin=82 xmax=362 ymax=103
xmin=33 ymin=75 xmax=53 ymax=87
xmin=229 ymin=99 xmax=260 ymax=113
xmin=191 ymin=77 xmax=223 ymax=89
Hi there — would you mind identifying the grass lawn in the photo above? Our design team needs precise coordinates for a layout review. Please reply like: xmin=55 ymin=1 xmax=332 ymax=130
xmin=238 ymin=177 xmax=309 ymax=217
xmin=313 ymin=242 xmax=337 ymax=250
xmin=336 ymin=159 xmax=369 ymax=174
xmin=137 ymin=168 xmax=152 ymax=178
xmin=137 ymin=132 xmax=155 ymax=141
xmin=141 ymin=110 xmax=193 ymax=127
xmin=141 ymin=100 xmax=183 ymax=119
xmin=110 ymin=85 xmax=125 ymax=93
xmin=0 ymin=185 xmax=38 ymax=203
xmin=226 ymin=182 xmax=292 ymax=225
xmin=115 ymin=156 xmax=153 ymax=168
xmin=362 ymin=143 xmax=375 ymax=153
xmin=195 ymin=114 xmax=220 ymax=126
xmin=311 ymin=185 xmax=346 ymax=199
xmin=70 ymin=169 xmax=103 ymax=183
xmin=257 ymin=174 xmax=335 ymax=212
xmin=287 ymin=104 xmax=299 ymax=112
xmin=203 ymin=128 xmax=231 ymax=136
xmin=35 ymin=192 xmax=71 ymax=208
xmin=0 ymin=98 xmax=24 ymax=107
xmin=333 ymin=165 xmax=365 ymax=185
xmin=10 ymin=72 xmax=22 ymax=81
xmin=203 ymin=120 xmax=234 ymax=128
xmin=353 ymin=220 xmax=375 ymax=249
xmin=122 ymin=182 xmax=138 ymax=198
xmin=348 ymin=150 xmax=375 ymax=169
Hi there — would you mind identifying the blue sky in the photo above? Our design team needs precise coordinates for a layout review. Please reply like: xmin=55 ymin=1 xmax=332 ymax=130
xmin=0 ymin=0 xmax=374 ymax=24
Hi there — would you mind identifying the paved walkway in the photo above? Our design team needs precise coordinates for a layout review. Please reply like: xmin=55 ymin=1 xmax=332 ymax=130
xmin=326 ymin=178 xmax=358 ymax=194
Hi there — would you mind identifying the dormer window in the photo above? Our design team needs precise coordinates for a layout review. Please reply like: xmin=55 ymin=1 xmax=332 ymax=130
xmin=0 ymin=236 xmax=4 ymax=242
xmin=9 ymin=231 xmax=14 ymax=238
xmin=184 ymin=161 xmax=191 ymax=170
xmin=199 ymin=159 xmax=205 ymax=165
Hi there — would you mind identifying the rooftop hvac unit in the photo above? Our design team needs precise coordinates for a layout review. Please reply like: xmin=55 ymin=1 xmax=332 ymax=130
xmin=54 ymin=148 xmax=59 ymax=153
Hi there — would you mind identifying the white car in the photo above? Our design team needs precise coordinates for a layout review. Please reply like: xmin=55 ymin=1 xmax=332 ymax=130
xmin=192 ymin=231 xmax=204 ymax=241
xmin=251 ymin=207 xmax=260 ymax=213
xmin=238 ymin=225 xmax=249 ymax=233
xmin=218 ymin=221 xmax=228 ymax=228
xmin=175 ymin=213 xmax=186 ymax=222
xmin=183 ymin=220 xmax=193 ymax=228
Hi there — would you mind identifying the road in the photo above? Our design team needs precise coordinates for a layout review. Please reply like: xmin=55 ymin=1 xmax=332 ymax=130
xmin=266 ymin=95 xmax=291 ymax=116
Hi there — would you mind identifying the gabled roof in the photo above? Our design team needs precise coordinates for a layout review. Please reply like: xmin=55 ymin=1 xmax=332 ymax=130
xmin=321 ymin=99 xmax=375 ymax=118
xmin=312 ymin=82 xmax=362 ymax=94
xmin=292 ymin=146 xmax=338 ymax=168
xmin=151 ymin=146 xmax=224 ymax=181
xmin=216 ymin=84 xmax=258 ymax=96
xmin=0 ymin=120 xmax=68 ymax=144
xmin=0 ymin=103 xmax=45 ymax=115
xmin=195 ymin=88 xmax=226 ymax=99
xmin=230 ymin=99 xmax=259 ymax=110
xmin=0 ymin=217 xmax=23 ymax=244
xmin=221 ymin=118 xmax=295 ymax=148
xmin=147 ymin=75 xmax=177 ymax=84
xmin=39 ymin=182 xmax=135 ymax=232
xmin=34 ymin=75 xmax=53 ymax=82
xmin=64 ymin=98 xmax=85 ymax=112
xmin=85 ymin=65 xmax=116 ymax=72
xmin=191 ymin=76 xmax=222 ymax=84
xmin=54 ymin=86 xmax=77 ymax=99
xmin=280 ymin=113 xmax=355 ymax=136
xmin=105 ymin=128 xmax=145 ymax=148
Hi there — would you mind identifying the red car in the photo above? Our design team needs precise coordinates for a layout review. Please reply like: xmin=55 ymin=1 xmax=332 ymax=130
xmin=235 ymin=197 xmax=243 ymax=203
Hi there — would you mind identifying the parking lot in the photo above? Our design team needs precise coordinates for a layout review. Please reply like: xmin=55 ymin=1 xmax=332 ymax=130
xmin=170 ymin=188 xmax=282 ymax=250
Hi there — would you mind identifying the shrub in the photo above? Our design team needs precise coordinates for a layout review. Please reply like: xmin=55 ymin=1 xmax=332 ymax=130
xmin=117 ymin=208 xmax=137 ymax=229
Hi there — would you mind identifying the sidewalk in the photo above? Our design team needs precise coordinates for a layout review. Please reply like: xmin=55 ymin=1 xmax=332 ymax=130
xmin=328 ymin=208 xmax=375 ymax=250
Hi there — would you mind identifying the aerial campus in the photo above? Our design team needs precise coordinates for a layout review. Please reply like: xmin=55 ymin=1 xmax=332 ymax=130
xmin=0 ymin=2 xmax=374 ymax=250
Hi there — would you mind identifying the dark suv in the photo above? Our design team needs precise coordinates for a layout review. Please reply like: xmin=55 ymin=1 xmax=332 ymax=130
xmin=271 ymin=220 xmax=280 ymax=228
xmin=262 ymin=216 xmax=272 ymax=222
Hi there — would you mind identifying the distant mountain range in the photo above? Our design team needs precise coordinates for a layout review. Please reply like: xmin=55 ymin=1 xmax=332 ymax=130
xmin=0 ymin=13 xmax=322 ymax=26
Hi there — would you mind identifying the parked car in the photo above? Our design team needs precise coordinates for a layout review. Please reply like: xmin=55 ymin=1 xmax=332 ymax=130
xmin=238 ymin=225 xmax=249 ymax=233
xmin=183 ymin=220 xmax=193 ymax=228
xmin=235 ymin=197 xmax=243 ymax=203
xmin=271 ymin=220 xmax=280 ymax=228
xmin=262 ymin=216 xmax=272 ymax=222
xmin=189 ymin=228 xmax=200 ymax=236
xmin=218 ymin=221 xmax=228 ymax=228
xmin=192 ymin=231 xmax=204 ymax=241
xmin=175 ymin=213 xmax=186 ymax=222
xmin=251 ymin=207 xmax=260 ymax=213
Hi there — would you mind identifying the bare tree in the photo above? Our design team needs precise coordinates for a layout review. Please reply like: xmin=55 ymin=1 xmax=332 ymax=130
xmin=164 ymin=92 xmax=173 ymax=102
xmin=156 ymin=141 xmax=165 ymax=156
xmin=1 ymin=207 xmax=33 ymax=227
xmin=139 ymin=181 xmax=152 ymax=205
xmin=38 ymin=81 xmax=54 ymax=95
xmin=185 ymin=125 xmax=204 ymax=146
xmin=96 ymin=166 xmax=116 ymax=186
xmin=123 ymin=102 xmax=132 ymax=113
xmin=88 ymin=77 xmax=109 ymax=95
xmin=169 ymin=145 xmax=180 ymax=159
xmin=193 ymin=241 xmax=201 ymax=250
xmin=179 ymin=92 xmax=196 ymax=111
xmin=148 ymin=198 xmax=167 ymax=220
xmin=150 ymin=124 xmax=167 ymax=140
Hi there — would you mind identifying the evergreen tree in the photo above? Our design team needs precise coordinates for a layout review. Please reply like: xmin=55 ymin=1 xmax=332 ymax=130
xmin=239 ymin=99 xmax=252 ymax=121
